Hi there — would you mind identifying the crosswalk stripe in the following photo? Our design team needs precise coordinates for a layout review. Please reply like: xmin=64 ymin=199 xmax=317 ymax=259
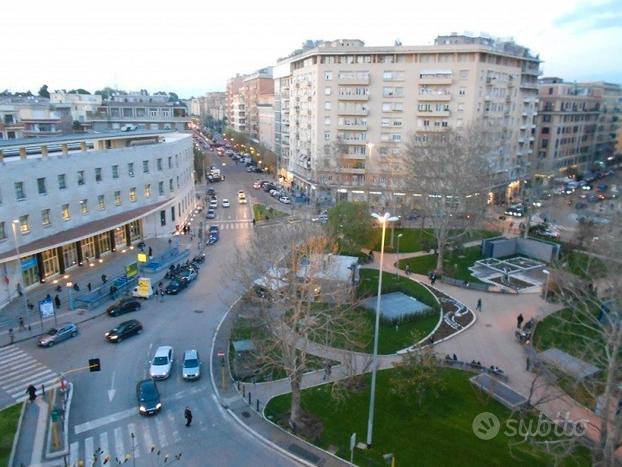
xmin=114 ymin=427 xmax=125 ymax=462
xmin=99 ymin=432 xmax=109 ymax=460
xmin=2 ymin=369 xmax=53 ymax=391
xmin=14 ymin=379 xmax=60 ymax=400
xmin=155 ymin=417 xmax=168 ymax=448
xmin=69 ymin=441 xmax=78 ymax=466
xmin=0 ymin=346 xmax=22 ymax=360
xmin=0 ymin=364 xmax=49 ymax=385
xmin=142 ymin=423 xmax=154 ymax=454
xmin=0 ymin=359 xmax=43 ymax=377
xmin=0 ymin=352 xmax=30 ymax=366
xmin=84 ymin=436 xmax=94 ymax=466
xmin=127 ymin=423 xmax=140 ymax=459
xmin=166 ymin=411 xmax=181 ymax=444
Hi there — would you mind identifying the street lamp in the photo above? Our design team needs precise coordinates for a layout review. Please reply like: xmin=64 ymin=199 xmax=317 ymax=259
xmin=11 ymin=219 xmax=31 ymax=330
xmin=66 ymin=282 xmax=74 ymax=311
xmin=542 ymin=269 xmax=550 ymax=302
xmin=396 ymin=233 xmax=403 ymax=281
xmin=367 ymin=212 xmax=399 ymax=448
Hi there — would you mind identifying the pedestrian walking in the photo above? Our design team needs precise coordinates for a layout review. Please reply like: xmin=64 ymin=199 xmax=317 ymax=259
xmin=27 ymin=300 xmax=34 ymax=312
xmin=431 ymin=272 xmax=437 ymax=286
xmin=517 ymin=313 xmax=524 ymax=329
xmin=405 ymin=264 xmax=411 ymax=276
xmin=18 ymin=317 xmax=25 ymax=331
xmin=73 ymin=282 xmax=80 ymax=292
xmin=54 ymin=294 xmax=61 ymax=309
xmin=110 ymin=285 xmax=117 ymax=300
xmin=8 ymin=328 xmax=14 ymax=344
xmin=87 ymin=282 xmax=92 ymax=292
xmin=184 ymin=407 xmax=193 ymax=426
xmin=159 ymin=288 xmax=164 ymax=301
xmin=476 ymin=298 xmax=482 ymax=312
xmin=101 ymin=274 xmax=107 ymax=284
xmin=26 ymin=384 xmax=37 ymax=402
xmin=252 ymin=218 xmax=256 ymax=226
xmin=148 ymin=246 xmax=153 ymax=258
xmin=168 ymin=238 xmax=172 ymax=248
xmin=526 ymin=357 xmax=531 ymax=371
xmin=16 ymin=283 xmax=23 ymax=297
xmin=41 ymin=383 xmax=45 ymax=399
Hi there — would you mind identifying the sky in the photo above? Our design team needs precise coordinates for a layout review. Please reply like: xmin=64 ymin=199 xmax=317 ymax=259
xmin=1 ymin=0 xmax=621 ymax=98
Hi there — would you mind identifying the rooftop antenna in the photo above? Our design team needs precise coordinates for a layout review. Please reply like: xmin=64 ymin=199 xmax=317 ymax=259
xmin=394 ymin=39 xmax=402 ymax=46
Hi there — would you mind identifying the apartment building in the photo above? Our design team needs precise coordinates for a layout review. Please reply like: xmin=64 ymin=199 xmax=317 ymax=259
xmin=49 ymin=92 xmax=102 ymax=125
xmin=226 ymin=74 xmax=247 ymax=127
xmin=0 ymin=97 xmax=62 ymax=139
xmin=535 ymin=78 xmax=621 ymax=179
xmin=273 ymin=34 xmax=540 ymax=206
xmin=0 ymin=130 xmax=195 ymax=306
xmin=190 ymin=93 xmax=227 ymax=124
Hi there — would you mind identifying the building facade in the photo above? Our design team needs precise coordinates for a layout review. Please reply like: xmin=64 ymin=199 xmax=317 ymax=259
xmin=0 ymin=97 xmax=62 ymax=140
xmin=0 ymin=130 xmax=195 ymax=307
xmin=274 ymin=34 xmax=540 ymax=206
xmin=535 ymin=78 xmax=621 ymax=179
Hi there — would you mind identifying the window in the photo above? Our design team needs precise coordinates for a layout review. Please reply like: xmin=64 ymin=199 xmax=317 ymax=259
xmin=112 ymin=165 xmax=119 ymax=179
xmin=157 ymin=158 xmax=163 ymax=171
xmin=459 ymin=87 xmax=466 ymax=96
xmin=77 ymin=170 xmax=85 ymax=185
xmin=324 ymin=87 xmax=332 ymax=96
xmin=129 ymin=187 xmax=137 ymax=202
xmin=160 ymin=210 xmax=166 ymax=227
xmin=176 ymin=176 xmax=180 ymax=188
xmin=37 ymin=178 xmax=47 ymax=195
xmin=95 ymin=168 xmax=102 ymax=182
xmin=15 ymin=182 xmax=25 ymax=200
xmin=114 ymin=191 xmax=122 ymax=206
xmin=324 ymin=131 xmax=331 ymax=141
xmin=80 ymin=199 xmax=88 ymax=215
xmin=168 ymin=157 xmax=172 ymax=169
xmin=97 ymin=195 xmax=105 ymax=209
xmin=128 ymin=163 xmax=135 ymax=177
xmin=171 ymin=206 xmax=176 ymax=221
xmin=324 ymin=117 xmax=331 ymax=125
xmin=158 ymin=181 xmax=164 ymax=195
xmin=142 ymin=160 xmax=149 ymax=173
xmin=41 ymin=209 xmax=51 ymax=226
xmin=62 ymin=204 xmax=71 ymax=220
xmin=0 ymin=222 xmax=5 ymax=240
xmin=324 ymin=71 xmax=332 ymax=80
xmin=19 ymin=215 xmax=30 ymax=234
xmin=57 ymin=174 xmax=67 ymax=190
xmin=324 ymin=102 xmax=332 ymax=111
xmin=144 ymin=184 xmax=151 ymax=197
xmin=169 ymin=179 xmax=174 ymax=191
xmin=383 ymin=87 xmax=404 ymax=97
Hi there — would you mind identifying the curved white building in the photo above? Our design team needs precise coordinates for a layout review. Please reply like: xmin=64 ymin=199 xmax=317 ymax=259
xmin=0 ymin=130 xmax=195 ymax=306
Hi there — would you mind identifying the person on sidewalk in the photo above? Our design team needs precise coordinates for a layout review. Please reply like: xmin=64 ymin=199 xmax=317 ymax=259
xmin=16 ymin=283 xmax=23 ymax=297
xmin=87 ymin=282 xmax=92 ymax=292
xmin=26 ymin=384 xmax=37 ymax=402
xmin=184 ymin=407 xmax=193 ymax=426
xmin=517 ymin=313 xmax=524 ymax=329
xmin=18 ymin=317 xmax=25 ymax=331
xmin=8 ymin=328 xmax=14 ymax=344
xmin=476 ymin=298 xmax=482 ymax=312
xmin=54 ymin=295 xmax=61 ymax=309
xmin=27 ymin=300 xmax=34 ymax=313
xmin=101 ymin=274 xmax=107 ymax=284
xmin=405 ymin=264 xmax=411 ymax=276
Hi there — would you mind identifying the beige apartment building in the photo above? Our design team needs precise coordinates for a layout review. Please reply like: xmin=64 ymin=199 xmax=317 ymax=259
xmin=189 ymin=92 xmax=226 ymax=124
xmin=273 ymin=34 xmax=540 ymax=206
xmin=534 ymin=78 xmax=621 ymax=180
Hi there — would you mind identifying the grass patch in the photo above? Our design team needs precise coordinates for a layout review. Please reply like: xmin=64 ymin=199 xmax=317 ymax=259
xmin=265 ymin=368 xmax=590 ymax=466
xmin=557 ymin=250 xmax=606 ymax=281
xmin=0 ymin=404 xmax=21 ymax=466
xmin=372 ymin=228 xmax=500 ymax=253
xmin=252 ymin=203 xmax=287 ymax=221
xmin=398 ymin=246 xmax=487 ymax=284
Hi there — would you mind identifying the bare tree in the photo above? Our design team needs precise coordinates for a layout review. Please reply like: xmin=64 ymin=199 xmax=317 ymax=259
xmin=230 ymin=224 xmax=366 ymax=430
xmin=403 ymin=125 xmax=494 ymax=272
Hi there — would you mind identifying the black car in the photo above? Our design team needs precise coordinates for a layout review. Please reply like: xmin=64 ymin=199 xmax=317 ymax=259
xmin=105 ymin=319 xmax=143 ymax=343
xmin=107 ymin=298 xmax=142 ymax=317
xmin=136 ymin=379 xmax=161 ymax=415
xmin=206 ymin=188 xmax=215 ymax=196
xmin=165 ymin=277 xmax=189 ymax=295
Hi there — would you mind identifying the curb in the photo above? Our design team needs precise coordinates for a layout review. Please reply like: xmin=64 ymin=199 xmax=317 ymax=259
xmin=7 ymin=401 xmax=26 ymax=467
xmin=45 ymin=382 xmax=73 ymax=459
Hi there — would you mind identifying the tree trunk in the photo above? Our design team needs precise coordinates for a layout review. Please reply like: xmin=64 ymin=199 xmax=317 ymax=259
xmin=436 ymin=239 xmax=445 ymax=273
xmin=289 ymin=372 xmax=302 ymax=430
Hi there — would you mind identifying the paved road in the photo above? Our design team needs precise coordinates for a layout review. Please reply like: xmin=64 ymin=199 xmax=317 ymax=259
xmin=8 ymin=148 xmax=300 ymax=466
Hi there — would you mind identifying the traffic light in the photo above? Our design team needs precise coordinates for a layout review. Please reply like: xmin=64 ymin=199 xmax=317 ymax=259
xmin=89 ymin=358 xmax=101 ymax=372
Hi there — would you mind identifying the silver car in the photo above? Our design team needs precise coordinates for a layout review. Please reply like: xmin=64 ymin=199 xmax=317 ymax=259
xmin=182 ymin=349 xmax=201 ymax=380
xmin=149 ymin=346 xmax=174 ymax=380
xmin=38 ymin=323 xmax=78 ymax=347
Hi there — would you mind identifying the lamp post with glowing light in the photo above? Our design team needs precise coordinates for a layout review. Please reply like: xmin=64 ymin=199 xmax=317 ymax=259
xmin=366 ymin=212 xmax=399 ymax=448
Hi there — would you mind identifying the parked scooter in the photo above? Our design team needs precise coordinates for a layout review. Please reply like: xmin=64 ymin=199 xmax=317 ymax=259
xmin=515 ymin=318 xmax=536 ymax=344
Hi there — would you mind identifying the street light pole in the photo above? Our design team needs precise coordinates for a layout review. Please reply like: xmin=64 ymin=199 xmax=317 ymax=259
xmin=367 ymin=212 xmax=398 ymax=448
xmin=396 ymin=233 xmax=403 ymax=281
xmin=66 ymin=282 xmax=74 ymax=311
xmin=542 ymin=269 xmax=550 ymax=302
xmin=11 ymin=220 xmax=31 ymax=330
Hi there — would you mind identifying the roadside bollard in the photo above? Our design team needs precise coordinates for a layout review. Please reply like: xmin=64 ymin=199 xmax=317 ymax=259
xmin=237 ymin=381 xmax=240 ymax=391
xmin=242 ymin=385 xmax=245 ymax=397
xmin=248 ymin=392 xmax=251 ymax=405
xmin=256 ymin=399 xmax=260 ymax=412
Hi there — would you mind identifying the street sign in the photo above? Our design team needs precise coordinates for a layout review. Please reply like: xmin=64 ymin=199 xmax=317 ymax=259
xmin=125 ymin=262 xmax=138 ymax=278
xmin=137 ymin=252 xmax=147 ymax=263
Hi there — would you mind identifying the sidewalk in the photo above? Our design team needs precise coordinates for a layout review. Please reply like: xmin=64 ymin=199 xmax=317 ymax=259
xmin=12 ymin=398 xmax=47 ymax=467
xmin=0 ymin=234 xmax=197 ymax=347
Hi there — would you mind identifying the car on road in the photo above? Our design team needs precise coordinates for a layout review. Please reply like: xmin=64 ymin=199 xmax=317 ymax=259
xmin=37 ymin=323 xmax=78 ymax=347
xmin=279 ymin=195 xmax=291 ymax=204
xmin=222 ymin=199 xmax=230 ymax=208
xmin=504 ymin=204 xmax=525 ymax=217
xmin=182 ymin=349 xmax=201 ymax=380
xmin=165 ymin=277 xmax=189 ymax=295
xmin=253 ymin=181 xmax=262 ymax=189
xmin=149 ymin=346 xmax=174 ymax=380
xmin=575 ymin=202 xmax=588 ymax=210
xmin=105 ymin=319 xmax=143 ymax=343
xmin=136 ymin=379 xmax=161 ymax=415
xmin=209 ymin=200 xmax=218 ymax=209
xmin=206 ymin=209 xmax=216 ymax=219
xmin=238 ymin=191 xmax=247 ymax=204
xmin=107 ymin=298 xmax=142 ymax=317
xmin=531 ymin=200 xmax=543 ymax=208
xmin=179 ymin=268 xmax=198 ymax=282
xmin=581 ymin=184 xmax=592 ymax=191
xmin=206 ymin=188 xmax=215 ymax=196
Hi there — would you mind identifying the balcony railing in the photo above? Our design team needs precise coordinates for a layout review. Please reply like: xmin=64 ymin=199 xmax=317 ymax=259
xmin=337 ymin=108 xmax=369 ymax=116
xmin=418 ymin=93 xmax=451 ymax=101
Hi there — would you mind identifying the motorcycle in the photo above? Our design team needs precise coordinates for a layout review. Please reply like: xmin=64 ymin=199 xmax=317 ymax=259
xmin=515 ymin=318 xmax=536 ymax=344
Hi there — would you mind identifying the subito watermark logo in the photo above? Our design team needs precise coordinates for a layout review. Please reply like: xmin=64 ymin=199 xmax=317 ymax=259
xmin=472 ymin=412 xmax=501 ymax=440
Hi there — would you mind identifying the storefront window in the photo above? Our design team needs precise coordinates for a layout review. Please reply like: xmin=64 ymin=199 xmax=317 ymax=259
xmin=20 ymin=256 xmax=39 ymax=286
xmin=98 ymin=233 xmax=111 ymax=254
xmin=42 ymin=249 xmax=60 ymax=278
xmin=62 ymin=244 xmax=78 ymax=269
xmin=114 ymin=227 xmax=127 ymax=247
xmin=81 ymin=237 xmax=96 ymax=260
xmin=128 ymin=220 xmax=142 ymax=242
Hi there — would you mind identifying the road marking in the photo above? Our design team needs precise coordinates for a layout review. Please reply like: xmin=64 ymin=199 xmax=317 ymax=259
xmin=0 ymin=352 xmax=30 ymax=366
xmin=0 ymin=359 xmax=43 ymax=377
xmin=114 ymin=426 xmax=125 ymax=462
xmin=84 ymin=436 xmax=94 ymax=466
xmin=0 ymin=346 xmax=22 ymax=360
xmin=74 ymin=407 xmax=136 ymax=434
xmin=155 ymin=417 xmax=168 ymax=448
xmin=99 ymin=431 xmax=109 ymax=460
xmin=13 ymin=378 xmax=60 ymax=400
xmin=166 ymin=411 xmax=181 ymax=443
xmin=141 ymin=424 xmax=154 ymax=453
xmin=0 ymin=365 xmax=49 ymax=385
xmin=3 ymin=369 xmax=54 ymax=391
xmin=69 ymin=441 xmax=78 ymax=466
xmin=127 ymin=422 xmax=140 ymax=458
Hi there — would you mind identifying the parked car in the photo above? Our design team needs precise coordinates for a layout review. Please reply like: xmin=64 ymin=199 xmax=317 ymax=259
xmin=107 ymin=298 xmax=142 ymax=317
xmin=179 ymin=268 xmax=198 ymax=282
xmin=165 ymin=277 xmax=189 ymax=295
xmin=136 ymin=379 xmax=161 ymax=415
xmin=222 ymin=199 xmax=230 ymax=208
xmin=253 ymin=181 xmax=262 ymax=189
xmin=149 ymin=346 xmax=174 ymax=380
xmin=279 ymin=196 xmax=291 ymax=204
xmin=38 ymin=323 xmax=78 ymax=347
xmin=182 ymin=349 xmax=201 ymax=380
xmin=105 ymin=319 xmax=143 ymax=343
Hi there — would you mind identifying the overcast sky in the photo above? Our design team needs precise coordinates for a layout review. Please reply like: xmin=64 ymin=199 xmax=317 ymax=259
xmin=1 ymin=0 xmax=620 ymax=98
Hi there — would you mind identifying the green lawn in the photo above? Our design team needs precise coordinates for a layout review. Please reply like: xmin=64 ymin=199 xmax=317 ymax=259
xmin=372 ymin=228 xmax=500 ymax=253
xmin=252 ymin=203 xmax=287 ymax=221
xmin=356 ymin=269 xmax=440 ymax=353
xmin=397 ymin=246 xmax=487 ymax=284
xmin=558 ymin=250 xmax=606 ymax=281
xmin=265 ymin=369 xmax=590 ymax=467
xmin=0 ymin=404 xmax=20 ymax=466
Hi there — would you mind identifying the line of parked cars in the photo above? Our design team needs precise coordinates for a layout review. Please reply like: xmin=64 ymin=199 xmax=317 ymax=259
xmin=252 ymin=180 xmax=291 ymax=204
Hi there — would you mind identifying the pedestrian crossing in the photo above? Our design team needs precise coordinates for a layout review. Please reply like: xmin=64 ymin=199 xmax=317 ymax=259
xmin=0 ymin=345 xmax=60 ymax=403
xmin=209 ymin=221 xmax=252 ymax=230
xmin=68 ymin=397 xmax=209 ymax=466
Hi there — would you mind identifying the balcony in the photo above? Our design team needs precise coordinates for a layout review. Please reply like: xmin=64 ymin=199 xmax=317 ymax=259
xmin=341 ymin=153 xmax=367 ymax=160
xmin=418 ymin=93 xmax=451 ymax=101
xmin=336 ymin=167 xmax=366 ymax=174
xmin=22 ymin=128 xmax=62 ymax=137
xmin=338 ymin=76 xmax=370 ymax=85
xmin=337 ymin=108 xmax=368 ymax=116
xmin=341 ymin=139 xmax=368 ymax=145
xmin=337 ymin=123 xmax=368 ymax=131
xmin=416 ymin=110 xmax=450 ymax=117
xmin=419 ymin=77 xmax=452 ymax=85
xmin=337 ymin=94 xmax=369 ymax=101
